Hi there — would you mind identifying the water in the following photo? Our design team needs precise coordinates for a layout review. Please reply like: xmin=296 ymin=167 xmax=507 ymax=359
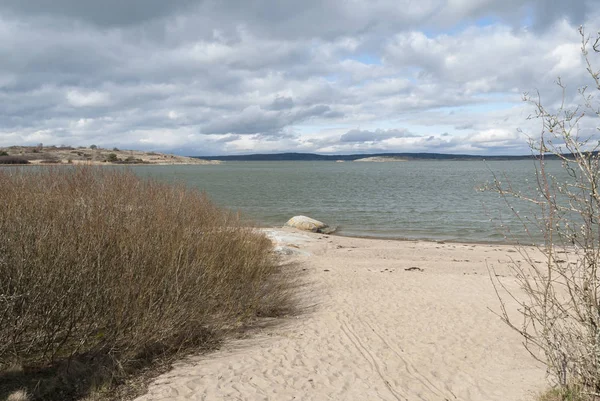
xmin=129 ymin=160 xmax=564 ymax=243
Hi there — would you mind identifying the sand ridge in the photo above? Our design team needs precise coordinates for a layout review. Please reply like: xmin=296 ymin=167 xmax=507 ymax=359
xmin=135 ymin=229 xmax=546 ymax=401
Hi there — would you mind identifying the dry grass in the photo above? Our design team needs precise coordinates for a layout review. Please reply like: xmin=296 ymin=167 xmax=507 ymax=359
xmin=0 ymin=167 xmax=294 ymax=400
xmin=537 ymin=386 xmax=589 ymax=401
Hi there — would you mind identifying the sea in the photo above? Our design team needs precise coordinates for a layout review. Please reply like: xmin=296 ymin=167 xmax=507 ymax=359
xmin=130 ymin=159 xmax=565 ymax=244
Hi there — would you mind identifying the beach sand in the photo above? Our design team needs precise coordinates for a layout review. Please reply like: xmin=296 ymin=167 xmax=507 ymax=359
xmin=135 ymin=228 xmax=546 ymax=401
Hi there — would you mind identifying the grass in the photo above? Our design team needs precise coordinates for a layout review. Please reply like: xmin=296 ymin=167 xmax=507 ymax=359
xmin=537 ymin=387 xmax=590 ymax=401
xmin=0 ymin=167 xmax=294 ymax=400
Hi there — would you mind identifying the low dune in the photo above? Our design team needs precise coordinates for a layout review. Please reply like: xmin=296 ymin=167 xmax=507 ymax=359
xmin=136 ymin=229 xmax=546 ymax=401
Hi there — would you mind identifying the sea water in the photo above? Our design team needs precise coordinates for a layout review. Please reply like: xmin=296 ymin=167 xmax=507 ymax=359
xmin=131 ymin=159 xmax=564 ymax=243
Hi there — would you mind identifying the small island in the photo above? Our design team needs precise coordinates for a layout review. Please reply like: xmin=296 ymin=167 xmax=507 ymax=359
xmin=0 ymin=145 xmax=219 ymax=165
xmin=353 ymin=156 xmax=408 ymax=162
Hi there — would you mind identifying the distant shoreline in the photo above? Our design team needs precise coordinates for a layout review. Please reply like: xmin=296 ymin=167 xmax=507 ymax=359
xmin=195 ymin=151 xmax=568 ymax=162
xmin=0 ymin=145 xmax=220 ymax=166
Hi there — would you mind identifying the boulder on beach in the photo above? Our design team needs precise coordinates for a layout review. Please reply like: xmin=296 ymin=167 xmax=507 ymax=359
xmin=284 ymin=215 xmax=334 ymax=234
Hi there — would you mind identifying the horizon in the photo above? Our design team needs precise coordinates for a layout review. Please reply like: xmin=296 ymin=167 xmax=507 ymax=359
xmin=196 ymin=150 xmax=539 ymax=158
xmin=0 ymin=1 xmax=599 ymax=156
xmin=0 ymin=144 xmax=544 ymax=158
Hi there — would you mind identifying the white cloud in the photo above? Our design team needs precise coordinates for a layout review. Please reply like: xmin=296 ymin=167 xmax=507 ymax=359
xmin=66 ymin=90 xmax=111 ymax=107
xmin=0 ymin=1 xmax=598 ymax=154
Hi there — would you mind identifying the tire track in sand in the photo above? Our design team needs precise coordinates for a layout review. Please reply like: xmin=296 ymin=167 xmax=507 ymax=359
xmin=339 ymin=316 xmax=406 ymax=401
xmin=361 ymin=316 xmax=459 ymax=400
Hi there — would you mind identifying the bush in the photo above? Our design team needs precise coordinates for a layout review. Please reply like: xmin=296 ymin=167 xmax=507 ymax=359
xmin=0 ymin=167 xmax=292 ymax=399
xmin=0 ymin=156 xmax=29 ymax=165
xmin=40 ymin=156 xmax=61 ymax=164
xmin=116 ymin=156 xmax=145 ymax=164
xmin=0 ymin=151 xmax=8 ymax=156
xmin=106 ymin=153 xmax=118 ymax=162
xmin=489 ymin=28 xmax=600 ymax=399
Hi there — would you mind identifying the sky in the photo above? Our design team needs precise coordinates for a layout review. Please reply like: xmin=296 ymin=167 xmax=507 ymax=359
xmin=0 ymin=0 xmax=599 ymax=156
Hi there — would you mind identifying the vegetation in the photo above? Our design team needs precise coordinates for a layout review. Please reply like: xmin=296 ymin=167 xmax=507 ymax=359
xmin=537 ymin=387 xmax=587 ymax=401
xmin=0 ymin=167 xmax=293 ymax=400
xmin=489 ymin=28 xmax=600 ymax=400
xmin=0 ymin=156 xmax=30 ymax=165
xmin=0 ymin=146 xmax=216 ymax=165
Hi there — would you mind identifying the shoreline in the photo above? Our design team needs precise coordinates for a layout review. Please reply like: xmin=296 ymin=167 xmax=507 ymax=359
xmin=256 ymin=224 xmax=534 ymax=247
xmin=136 ymin=228 xmax=546 ymax=401
xmin=329 ymin=230 xmax=531 ymax=246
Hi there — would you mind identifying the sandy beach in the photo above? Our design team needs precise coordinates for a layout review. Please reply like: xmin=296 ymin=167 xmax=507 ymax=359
xmin=135 ymin=228 xmax=546 ymax=401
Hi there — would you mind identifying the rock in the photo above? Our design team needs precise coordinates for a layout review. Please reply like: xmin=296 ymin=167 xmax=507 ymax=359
xmin=284 ymin=215 xmax=334 ymax=234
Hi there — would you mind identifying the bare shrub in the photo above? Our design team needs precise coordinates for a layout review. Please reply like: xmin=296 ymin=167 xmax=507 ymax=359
xmin=39 ymin=155 xmax=62 ymax=164
xmin=0 ymin=167 xmax=293 ymax=399
xmin=0 ymin=156 xmax=30 ymax=165
xmin=488 ymin=28 xmax=600 ymax=399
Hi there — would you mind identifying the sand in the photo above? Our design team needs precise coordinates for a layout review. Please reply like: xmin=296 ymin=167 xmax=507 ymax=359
xmin=135 ymin=228 xmax=547 ymax=401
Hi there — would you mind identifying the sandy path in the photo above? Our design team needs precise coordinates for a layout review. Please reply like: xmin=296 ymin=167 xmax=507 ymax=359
xmin=135 ymin=229 xmax=546 ymax=401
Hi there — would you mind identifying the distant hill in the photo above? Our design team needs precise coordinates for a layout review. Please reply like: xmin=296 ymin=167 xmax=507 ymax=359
xmin=194 ymin=152 xmax=559 ymax=162
xmin=0 ymin=145 xmax=220 ymax=165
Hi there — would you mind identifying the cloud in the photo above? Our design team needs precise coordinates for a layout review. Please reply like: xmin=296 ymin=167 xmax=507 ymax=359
xmin=66 ymin=90 xmax=111 ymax=107
xmin=268 ymin=96 xmax=295 ymax=110
xmin=340 ymin=128 xmax=417 ymax=142
xmin=0 ymin=1 xmax=598 ymax=155
xmin=0 ymin=0 xmax=200 ymax=27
